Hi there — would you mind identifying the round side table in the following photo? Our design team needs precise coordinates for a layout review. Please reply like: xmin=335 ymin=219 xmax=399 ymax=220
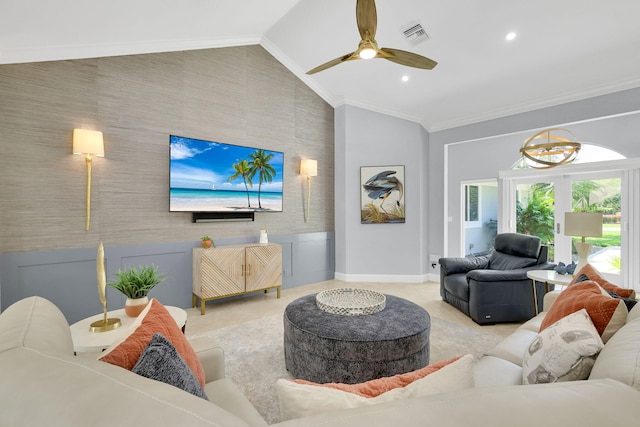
xmin=527 ymin=269 xmax=573 ymax=314
xmin=70 ymin=306 xmax=187 ymax=353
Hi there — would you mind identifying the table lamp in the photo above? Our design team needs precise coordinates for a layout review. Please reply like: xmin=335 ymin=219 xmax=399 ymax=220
xmin=564 ymin=212 xmax=603 ymax=275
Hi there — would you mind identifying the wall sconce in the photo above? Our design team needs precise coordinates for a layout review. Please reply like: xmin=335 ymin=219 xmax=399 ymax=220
xmin=73 ymin=129 xmax=104 ymax=231
xmin=520 ymin=128 xmax=581 ymax=169
xmin=300 ymin=159 xmax=318 ymax=223
xmin=564 ymin=212 xmax=603 ymax=274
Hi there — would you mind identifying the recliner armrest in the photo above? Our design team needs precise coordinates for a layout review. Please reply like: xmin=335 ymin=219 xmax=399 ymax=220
xmin=439 ymin=256 xmax=490 ymax=276
xmin=188 ymin=336 xmax=225 ymax=383
xmin=468 ymin=261 xmax=557 ymax=283
xmin=467 ymin=268 xmax=531 ymax=282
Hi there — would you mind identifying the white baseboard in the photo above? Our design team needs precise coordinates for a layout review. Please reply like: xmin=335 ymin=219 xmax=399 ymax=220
xmin=334 ymin=272 xmax=437 ymax=283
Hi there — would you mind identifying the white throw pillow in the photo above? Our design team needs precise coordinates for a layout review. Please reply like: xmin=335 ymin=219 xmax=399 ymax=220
xmin=277 ymin=354 xmax=474 ymax=421
xmin=522 ymin=309 xmax=604 ymax=385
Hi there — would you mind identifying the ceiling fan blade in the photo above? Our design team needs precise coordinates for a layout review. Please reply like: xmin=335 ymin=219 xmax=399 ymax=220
xmin=356 ymin=0 xmax=377 ymax=40
xmin=380 ymin=47 xmax=438 ymax=70
xmin=306 ymin=51 xmax=358 ymax=75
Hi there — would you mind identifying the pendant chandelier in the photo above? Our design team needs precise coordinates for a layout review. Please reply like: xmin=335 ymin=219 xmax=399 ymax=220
xmin=520 ymin=128 xmax=581 ymax=169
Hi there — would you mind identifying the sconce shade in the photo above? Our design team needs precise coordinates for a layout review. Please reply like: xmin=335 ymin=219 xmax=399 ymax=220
xmin=300 ymin=159 xmax=318 ymax=177
xmin=564 ymin=212 xmax=603 ymax=238
xmin=73 ymin=129 xmax=104 ymax=157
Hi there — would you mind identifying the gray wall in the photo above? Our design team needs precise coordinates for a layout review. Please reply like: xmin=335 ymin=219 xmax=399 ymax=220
xmin=431 ymin=88 xmax=640 ymax=259
xmin=0 ymin=45 xmax=334 ymax=254
xmin=334 ymin=105 xmax=430 ymax=281
xmin=0 ymin=45 xmax=336 ymax=317
xmin=1 ymin=232 xmax=334 ymax=324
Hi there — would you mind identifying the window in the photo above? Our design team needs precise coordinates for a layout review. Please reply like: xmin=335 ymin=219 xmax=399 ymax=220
xmin=465 ymin=185 xmax=480 ymax=224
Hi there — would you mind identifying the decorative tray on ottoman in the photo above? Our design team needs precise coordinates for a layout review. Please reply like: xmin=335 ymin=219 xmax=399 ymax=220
xmin=315 ymin=288 xmax=386 ymax=316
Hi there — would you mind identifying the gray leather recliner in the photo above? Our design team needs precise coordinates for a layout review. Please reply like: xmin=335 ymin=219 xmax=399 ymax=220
xmin=439 ymin=233 xmax=556 ymax=325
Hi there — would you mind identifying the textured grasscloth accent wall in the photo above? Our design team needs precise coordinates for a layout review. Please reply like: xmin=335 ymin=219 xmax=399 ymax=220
xmin=0 ymin=45 xmax=334 ymax=253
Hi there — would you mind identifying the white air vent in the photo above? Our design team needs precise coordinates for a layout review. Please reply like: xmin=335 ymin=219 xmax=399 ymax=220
xmin=402 ymin=23 xmax=429 ymax=46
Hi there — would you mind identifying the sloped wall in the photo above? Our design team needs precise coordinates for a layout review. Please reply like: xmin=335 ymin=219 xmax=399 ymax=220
xmin=0 ymin=45 xmax=334 ymax=254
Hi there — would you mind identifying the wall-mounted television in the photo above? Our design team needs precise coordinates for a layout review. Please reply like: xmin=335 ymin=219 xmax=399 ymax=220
xmin=169 ymin=135 xmax=284 ymax=213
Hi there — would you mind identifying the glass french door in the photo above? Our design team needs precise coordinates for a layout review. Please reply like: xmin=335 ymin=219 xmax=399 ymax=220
xmin=514 ymin=180 xmax=557 ymax=261
xmin=505 ymin=171 xmax=623 ymax=281
xmin=568 ymin=174 xmax=622 ymax=276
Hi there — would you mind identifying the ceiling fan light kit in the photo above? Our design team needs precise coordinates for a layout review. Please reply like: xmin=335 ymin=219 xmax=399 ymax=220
xmin=307 ymin=0 xmax=437 ymax=75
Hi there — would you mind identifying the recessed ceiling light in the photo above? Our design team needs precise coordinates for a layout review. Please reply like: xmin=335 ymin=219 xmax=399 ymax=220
xmin=505 ymin=32 xmax=517 ymax=41
xmin=401 ymin=75 xmax=409 ymax=82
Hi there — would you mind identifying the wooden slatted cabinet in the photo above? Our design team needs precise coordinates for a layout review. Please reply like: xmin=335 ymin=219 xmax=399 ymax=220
xmin=192 ymin=243 xmax=282 ymax=315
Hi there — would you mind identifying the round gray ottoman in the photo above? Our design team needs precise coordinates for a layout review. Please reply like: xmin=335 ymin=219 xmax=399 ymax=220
xmin=284 ymin=293 xmax=430 ymax=384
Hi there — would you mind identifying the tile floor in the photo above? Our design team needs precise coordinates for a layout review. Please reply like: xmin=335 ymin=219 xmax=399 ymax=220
xmin=184 ymin=280 xmax=521 ymax=339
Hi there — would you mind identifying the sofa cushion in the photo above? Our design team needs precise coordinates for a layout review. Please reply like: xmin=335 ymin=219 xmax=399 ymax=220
xmin=589 ymin=317 xmax=640 ymax=391
xmin=628 ymin=302 xmax=640 ymax=323
xmin=0 ymin=296 xmax=74 ymax=356
xmin=473 ymin=355 xmax=523 ymax=387
xmin=523 ymin=309 xmax=604 ymax=384
xmin=132 ymin=333 xmax=208 ymax=400
xmin=539 ymin=280 xmax=627 ymax=343
xmin=0 ymin=346 xmax=251 ymax=427
xmin=485 ymin=328 xmax=539 ymax=367
xmin=277 ymin=354 xmax=474 ymax=421
xmin=99 ymin=299 xmax=205 ymax=387
xmin=571 ymin=264 xmax=636 ymax=299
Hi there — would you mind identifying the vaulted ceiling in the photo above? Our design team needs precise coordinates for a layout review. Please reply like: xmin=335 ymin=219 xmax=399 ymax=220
xmin=3 ymin=0 xmax=640 ymax=131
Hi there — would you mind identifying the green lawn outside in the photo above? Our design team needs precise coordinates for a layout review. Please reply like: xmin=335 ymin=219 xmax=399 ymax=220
xmin=576 ymin=223 xmax=621 ymax=247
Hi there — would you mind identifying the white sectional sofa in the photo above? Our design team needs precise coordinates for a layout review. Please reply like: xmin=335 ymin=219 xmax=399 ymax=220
xmin=1 ymin=294 xmax=639 ymax=427
xmin=474 ymin=291 xmax=640 ymax=389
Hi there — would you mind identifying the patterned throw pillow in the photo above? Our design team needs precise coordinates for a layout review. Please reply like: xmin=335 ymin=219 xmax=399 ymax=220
xmin=132 ymin=333 xmax=208 ymax=400
xmin=523 ymin=309 xmax=604 ymax=385
xmin=540 ymin=280 xmax=627 ymax=343
xmin=99 ymin=299 xmax=206 ymax=387
xmin=277 ymin=354 xmax=474 ymax=421
xmin=571 ymin=264 xmax=636 ymax=299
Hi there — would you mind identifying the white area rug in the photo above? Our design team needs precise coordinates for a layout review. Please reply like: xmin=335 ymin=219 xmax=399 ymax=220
xmin=196 ymin=313 xmax=503 ymax=424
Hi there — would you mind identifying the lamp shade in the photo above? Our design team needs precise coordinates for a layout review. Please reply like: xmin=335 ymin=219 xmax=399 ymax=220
xmin=300 ymin=159 xmax=318 ymax=177
xmin=564 ymin=212 xmax=603 ymax=237
xmin=73 ymin=129 xmax=104 ymax=157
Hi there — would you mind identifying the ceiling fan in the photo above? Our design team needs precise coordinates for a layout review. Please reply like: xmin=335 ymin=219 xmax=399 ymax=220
xmin=306 ymin=0 xmax=438 ymax=75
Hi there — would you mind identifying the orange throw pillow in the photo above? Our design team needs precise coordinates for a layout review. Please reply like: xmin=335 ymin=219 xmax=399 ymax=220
xmin=540 ymin=280 xmax=627 ymax=343
xmin=571 ymin=264 xmax=636 ymax=299
xmin=99 ymin=299 xmax=205 ymax=387
xmin=292 ymin=355 xmax=462 ymax=398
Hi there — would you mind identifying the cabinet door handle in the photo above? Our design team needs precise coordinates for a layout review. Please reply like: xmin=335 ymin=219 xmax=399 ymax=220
xmin=247 ymin=264 xmax=251 ymax=276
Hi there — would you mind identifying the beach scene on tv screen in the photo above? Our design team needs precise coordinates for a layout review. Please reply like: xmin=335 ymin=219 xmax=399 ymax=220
xmin=170 ymin=135 xmax=284 ymax=212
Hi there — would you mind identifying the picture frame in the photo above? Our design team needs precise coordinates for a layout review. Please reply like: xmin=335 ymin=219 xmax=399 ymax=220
xmin=360 ymin=165 xmax=405 ymax=224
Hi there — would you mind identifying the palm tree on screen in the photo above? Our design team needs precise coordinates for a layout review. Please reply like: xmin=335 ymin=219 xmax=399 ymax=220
xmin=228 ymin=160 xmax=253 ymax=208
xmin=248 ymin=150 xmax=276 ymax=209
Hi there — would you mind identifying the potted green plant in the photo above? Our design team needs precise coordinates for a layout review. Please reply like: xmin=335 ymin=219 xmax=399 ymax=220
xmin=107 ymin=265 xmax=166 ymax=317
xmin=201 ymin=235 xmax=215 ymax=248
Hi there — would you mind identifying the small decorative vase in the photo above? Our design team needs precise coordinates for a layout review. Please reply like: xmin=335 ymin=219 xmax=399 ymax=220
xmin=201 ymin=239 xmax=213 ymax=249
xmin=124 ymin=296 xmax=149 ymax=317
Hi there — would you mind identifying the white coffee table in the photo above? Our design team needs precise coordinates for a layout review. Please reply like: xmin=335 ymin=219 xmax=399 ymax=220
xmin=527 ymin=269 xmax=574 ymax=314
xmin=70 ymin=306 xmax=187 ymax=353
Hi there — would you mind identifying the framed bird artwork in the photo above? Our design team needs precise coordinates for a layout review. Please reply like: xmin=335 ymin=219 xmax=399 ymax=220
xmin=360 ymin=165 xmax=405 ymax=224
